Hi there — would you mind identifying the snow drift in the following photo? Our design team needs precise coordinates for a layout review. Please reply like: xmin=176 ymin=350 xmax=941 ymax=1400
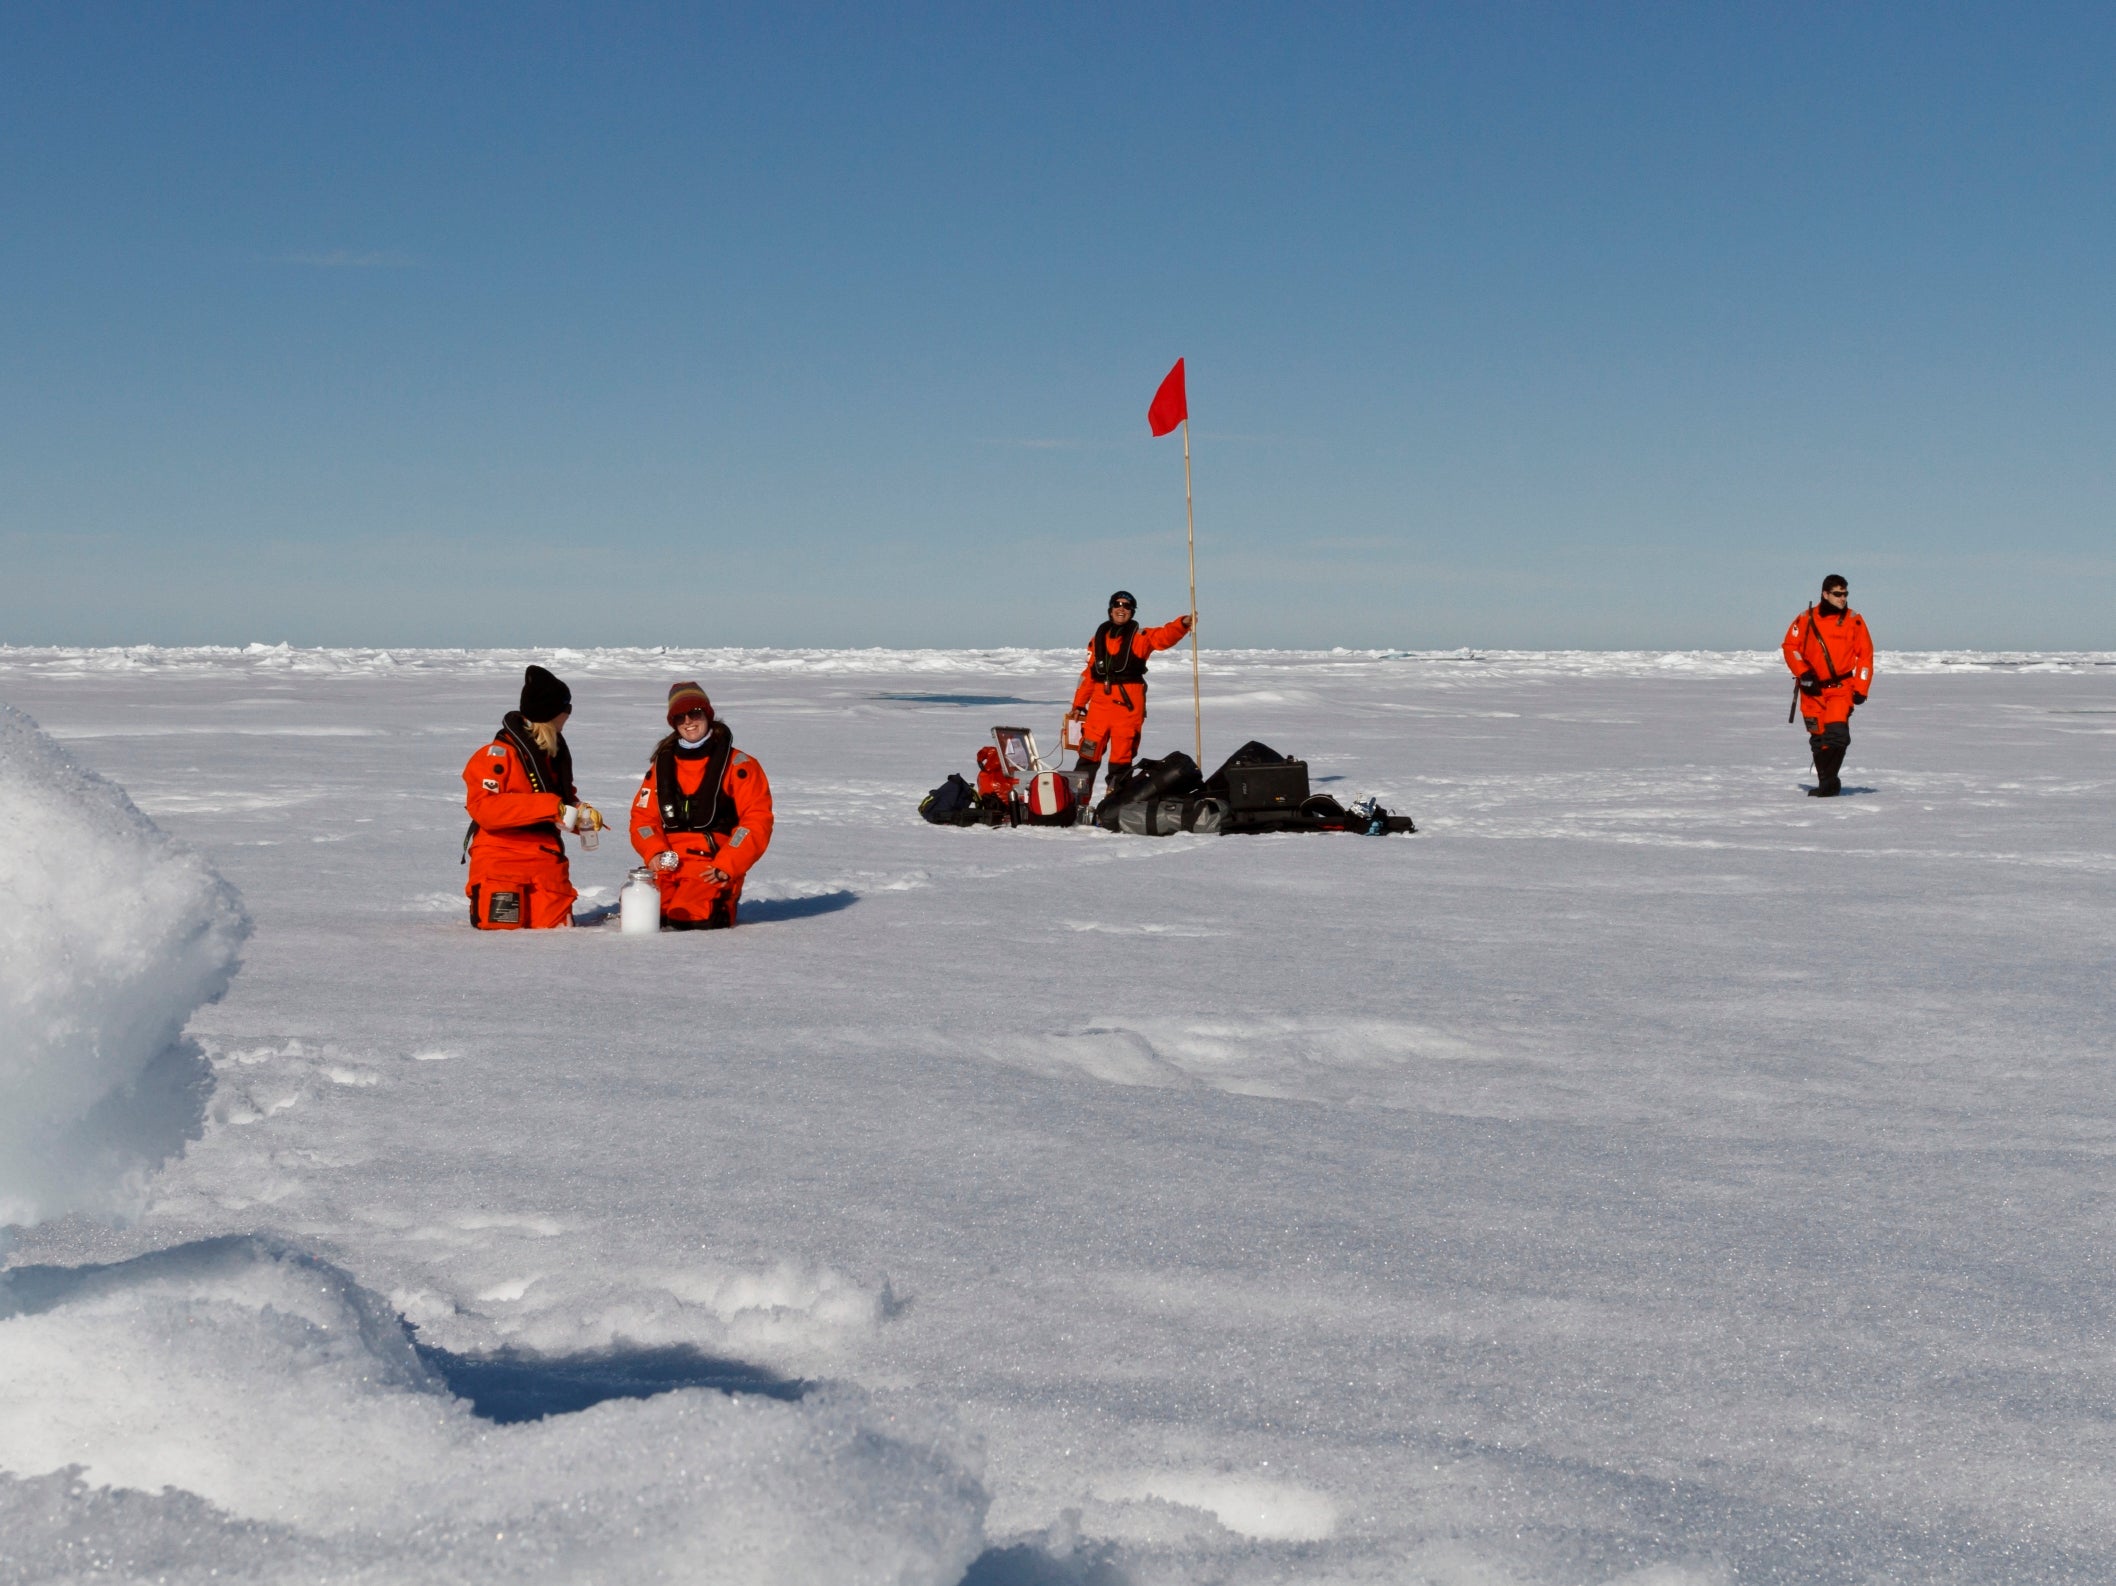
xmin=0 ymin=1236 xmax=988 ymax=1584
xmin=0 ymin=703 xmax=250 ymax=1226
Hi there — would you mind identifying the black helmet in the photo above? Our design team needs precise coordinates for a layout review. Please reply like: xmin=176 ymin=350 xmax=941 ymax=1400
xmin=1108 ymin=590 xmax=1137 ymax=611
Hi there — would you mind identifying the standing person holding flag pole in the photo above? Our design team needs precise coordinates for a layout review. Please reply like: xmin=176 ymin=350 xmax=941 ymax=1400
xmin=1062 ymin=357 xmax=1200 ymax=805
xmin=1148 ymin=357 xmax=1202 ymax=766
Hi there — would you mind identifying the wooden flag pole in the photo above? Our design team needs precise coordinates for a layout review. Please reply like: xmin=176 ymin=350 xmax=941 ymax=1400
xmin=1183 ymin=415 xmax=1201 ymax=766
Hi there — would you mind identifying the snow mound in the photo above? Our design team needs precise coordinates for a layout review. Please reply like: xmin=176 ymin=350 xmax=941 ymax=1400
xmin=0 ymin=704 xmax=250 ymax=1227
xmin=0 ymin=1236 xmax=987 ymax=1583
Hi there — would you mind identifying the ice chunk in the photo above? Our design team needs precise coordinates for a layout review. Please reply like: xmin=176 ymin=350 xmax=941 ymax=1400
xmin=0 ymin=704 xmax=250 ymax=1227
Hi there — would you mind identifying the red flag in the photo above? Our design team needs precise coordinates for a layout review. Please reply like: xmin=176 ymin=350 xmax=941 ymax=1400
xmin=1147 ymin=357 xmax=1187 ymax=437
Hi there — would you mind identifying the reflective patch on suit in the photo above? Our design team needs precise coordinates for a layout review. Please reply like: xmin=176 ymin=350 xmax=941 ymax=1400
xmin=487 ymin=890 xmax=522 ymax=924
xmin=489 ymin=745 xmax=507 ymax=757
xmin=637 ymin=788 xmax=653 ymax=806
xmin=482 ymin=778 xmax=500 ymax=792
xmin=636 ymin=824 xmax=655 ymax=838
xmin=729 ymin=827 xmax=749 ymax=847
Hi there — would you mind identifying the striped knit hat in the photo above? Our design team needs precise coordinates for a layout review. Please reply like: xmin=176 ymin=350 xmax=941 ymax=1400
xmin=665 ymin=680 xmax=713 ymax=725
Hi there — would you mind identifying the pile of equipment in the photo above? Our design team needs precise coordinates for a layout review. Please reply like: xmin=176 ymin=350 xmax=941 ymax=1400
xmin=1091 ymin=741 xmax=1414 ymax=836
xmin=919 ymin=730 xmax=1413 ymax=837
xmin=919 ymin=726 xmax=1084 ymax=828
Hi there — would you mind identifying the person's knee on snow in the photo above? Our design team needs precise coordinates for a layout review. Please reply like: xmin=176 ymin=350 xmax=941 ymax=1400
xmin=630 ymin=681 xmax=775 ymax=929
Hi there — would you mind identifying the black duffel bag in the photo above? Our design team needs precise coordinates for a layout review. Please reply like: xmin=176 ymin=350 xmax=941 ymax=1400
xmin=1094 ymin=751 xmax=1206 ymax=829
xmin=918 ymin=772 xmax=981 ymax=827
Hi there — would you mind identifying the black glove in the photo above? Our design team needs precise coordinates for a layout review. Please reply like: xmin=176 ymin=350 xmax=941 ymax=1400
xmin=1798 ymin=673 xmax=1825 ymax=695
xmin=1852 ymin=691 xmax=1867 ymax=706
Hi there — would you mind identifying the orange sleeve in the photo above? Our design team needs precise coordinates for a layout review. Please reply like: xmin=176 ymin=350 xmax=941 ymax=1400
xmin=1136 ymin=614 xmax=1192 ymax=655
xmin=1852 ymin=616 xmax=1874 ymax=690
xmin=1781 ymin=611 xmax=1813 ymax=679
xmin=716 ymin=754 xmax=775 ymax=880
xmin=464 ymin=744 xmax=565 ymax=832
xmin=1071 ymin=640 xmax=1098 ymax=710
xmin=628 ymin=766 xmax=670 ymax=861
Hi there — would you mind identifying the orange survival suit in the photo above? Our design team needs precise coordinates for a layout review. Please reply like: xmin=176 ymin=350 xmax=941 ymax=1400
xmin=462 ymin=713 xmax=583 ymax=929
xmin=975 ymin=746 xmax=1018 ymax=800
xmin=1782 ymin=589 xmax=1874 ymax=797
xmin=1069 ymin=610 xmax=1193 ymax=793
xmin=629 ymin=723 xmax=775 ymax=929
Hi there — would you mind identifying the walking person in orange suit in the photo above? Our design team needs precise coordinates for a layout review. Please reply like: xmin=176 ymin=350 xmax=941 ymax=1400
xmin=462 ymin=664 xmax=605 ymax=928
xmin=1065 ymin=591 xmax=1193 ymax=802
xmin=1782 ymin=574 xmax=1874 ymax=798
xmin=629 ymin=681 xmax=775 ymax=930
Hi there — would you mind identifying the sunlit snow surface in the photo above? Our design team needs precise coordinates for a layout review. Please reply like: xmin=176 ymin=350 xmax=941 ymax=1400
xmin=2 ymin=645 xmax=2113 ymax=1585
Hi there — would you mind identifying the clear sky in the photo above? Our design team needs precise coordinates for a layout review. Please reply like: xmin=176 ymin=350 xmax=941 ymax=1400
xmin=4 ymin=3 xmax=2112 ymax=650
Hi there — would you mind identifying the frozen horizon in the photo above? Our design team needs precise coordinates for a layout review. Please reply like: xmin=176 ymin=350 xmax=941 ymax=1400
xmin=4 ymin=641 xmax=2115 ymax=681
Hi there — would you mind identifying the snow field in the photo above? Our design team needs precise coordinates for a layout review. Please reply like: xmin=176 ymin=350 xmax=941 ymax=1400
xmin=2 ymin=647 xmax=2113 ymax=1584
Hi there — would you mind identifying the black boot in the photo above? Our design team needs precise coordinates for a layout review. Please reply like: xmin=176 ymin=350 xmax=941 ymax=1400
xmin=1808 ymin=740 xmax=1847 ymax=797
xmin=1104 ymin=761 xmax=1134 ymax=801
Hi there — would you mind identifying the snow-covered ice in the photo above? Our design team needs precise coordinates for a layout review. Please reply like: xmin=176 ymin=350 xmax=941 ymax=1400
xmin=0 ymin=705 xmax=248 ymax=1229
xmin=2 ymin=645 xmax=2112 ymax=1584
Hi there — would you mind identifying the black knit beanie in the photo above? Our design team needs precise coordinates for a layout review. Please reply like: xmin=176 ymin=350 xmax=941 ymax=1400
xmin=520 ymin=664 xmax=572 ymax=721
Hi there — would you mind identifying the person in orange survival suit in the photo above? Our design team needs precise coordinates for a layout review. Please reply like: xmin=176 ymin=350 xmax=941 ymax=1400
xmin=975 ymin=746 xmax=1018 ymax=800
xmin=1782 ymin=573 xmax=1875 ymax=798
xmin=462 ymin=664 xmax=606 ymax=928
xmin=629 ymin=681 xmax=774 ymax=930
xmin=1065 ymin=590 xmax=1193 ymax=802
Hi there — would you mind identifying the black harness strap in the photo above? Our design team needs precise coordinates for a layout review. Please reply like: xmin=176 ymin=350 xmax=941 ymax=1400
xmin=1807 ymin=606 xmax=1848 ymax=688
xmin=655 ymin=726 xmax=739 ymax=840
xmin=1790 ymin=604 xmax=1852 ymax=725
xmin=1089 ymin=621 xmax=1148 ymax=688
xmin=1089 ymin=620 xmax=1149 ymax=710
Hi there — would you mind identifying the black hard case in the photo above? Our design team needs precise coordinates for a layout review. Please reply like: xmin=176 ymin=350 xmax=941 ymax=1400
xmin=1223 ymin=760 xmax=1310 ymax=812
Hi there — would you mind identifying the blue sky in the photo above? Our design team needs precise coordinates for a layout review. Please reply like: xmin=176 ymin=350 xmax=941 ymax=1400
xmin=4 ymin=3 xmax=2112 ymax=649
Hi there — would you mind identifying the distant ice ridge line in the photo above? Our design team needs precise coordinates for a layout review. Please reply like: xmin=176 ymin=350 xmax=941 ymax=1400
xmin=3 ymin=644 xmax=2110 ymax=680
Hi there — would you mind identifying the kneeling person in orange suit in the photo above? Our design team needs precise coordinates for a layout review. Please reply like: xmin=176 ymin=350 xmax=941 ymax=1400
xmin=462 ymin=664 xmax=605 ymax=929
xmin=1066 ymin=590 xmax=1193 ymax=801
xmin=629 ymin=681 xmax=775 ymax=929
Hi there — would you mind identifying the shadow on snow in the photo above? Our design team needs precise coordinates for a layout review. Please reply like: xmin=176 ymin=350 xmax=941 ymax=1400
xmin=740 ymin=889 xmax=859 ymax=924
xmin=873 ymin=692 xmax=1060 ymax=708
xmin=414 ymin=1340 xmax=809 ymax=1424
xmin=958 ymin=1542 xmax=1131 ymax=1586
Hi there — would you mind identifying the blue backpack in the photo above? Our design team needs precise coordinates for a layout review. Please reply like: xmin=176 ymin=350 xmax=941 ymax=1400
xmin=919 ymin=773 xmax=981 ymax=827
